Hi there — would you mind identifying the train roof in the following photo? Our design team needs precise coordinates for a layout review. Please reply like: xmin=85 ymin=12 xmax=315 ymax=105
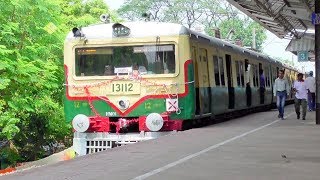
xmin=66 ymin=21 xmax=298 ymax=72
xmin=65 ymin=21 xmax=189 ymax=40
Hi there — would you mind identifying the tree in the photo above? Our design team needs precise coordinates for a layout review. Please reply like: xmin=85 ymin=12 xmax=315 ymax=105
xmin=61 ymin=0 xmax=119 ymax=28
xmin=0 ymin=0 xmax=119 ymax=166
xmin=174 ymin=0 xmax=204 ymax=28
xmin=117 ymin=0 xmax=267 ymax=50
xmin=118 ymin=0 xmax=166 ymax=21
xmin=199 ymin=0 xmax=237 ymax=28
xmin=0 ymin=0 xmax=70 ymax=162
xmin=214 ymin=17 xmax=267 ymax=50
xmin=273 ymin=56 xmax=295 ymax=66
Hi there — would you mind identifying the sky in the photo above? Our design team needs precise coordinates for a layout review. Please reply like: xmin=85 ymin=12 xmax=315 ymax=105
xmin=104 ymin=0 xmax=314 ymax=72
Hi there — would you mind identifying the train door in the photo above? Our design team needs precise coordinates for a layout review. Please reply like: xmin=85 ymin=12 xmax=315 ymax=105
xmin=226 ymin=54 xmax=235 ymax=109
xmin=191 ymin=46 xmax=200 ymax=115
xmin=271 ymin=66 xmax=277 ymax=103
xmin=199 ymin=48 xmax=211 ymax=114
xmin=245 ymin=59 xmax=252 ymax=107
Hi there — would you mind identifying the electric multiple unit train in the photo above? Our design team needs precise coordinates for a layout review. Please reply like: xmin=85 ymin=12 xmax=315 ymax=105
xmin=64 ymin=20 xmax=298 ymax=155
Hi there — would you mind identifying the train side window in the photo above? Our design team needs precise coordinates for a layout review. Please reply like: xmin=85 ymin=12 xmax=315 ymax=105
xmin=267 ymin=67 xmax=271 ymax=87
xmin=264 ymin=66 xmax=269 ymax=87
xmin=245 ymin=59 xmax=250 ymax=85
xmin=213 ymin=56 xmax=220 ymax=86
xmin=252 ymin=65 xmax=256 ymax=87
xmin=235 ymin=61 xmax=241 ymax=86
xmin=268 ymin=66 xmax=272 ymax=87
xmin=240 ymin=61 xmax=244 ymax=87
xmin=191 ymin=46 xmax=196 ymax=61
xmin=252 ymin=64 xmax=259 ymax=87
xmin=272 ymin=67 xmax=277 ymax=81
xmin=266 ymin=67 xmax=270 ymax=87
xmin=255 ymin=65 xmax=259 ymax=87
xmin=219 ymin=57 xmax=225 ymax=86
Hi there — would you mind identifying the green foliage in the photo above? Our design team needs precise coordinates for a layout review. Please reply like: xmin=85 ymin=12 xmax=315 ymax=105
xmin=0 ymin=0 xmax=117 ymax=166
xmin=217 ymin=17 xmax=267 ymax=50
xmin=273 ymin=56 xmax=295 ymax=66
xmin=118 ymin=0 xmax=165 ymax=21
xmin=0 ymin=147 xmax=21 ymax=169
xmin=118 ymin=0 xmax=267 ymax=50
xmin=62 ymin=0 xmax=120 ymax=28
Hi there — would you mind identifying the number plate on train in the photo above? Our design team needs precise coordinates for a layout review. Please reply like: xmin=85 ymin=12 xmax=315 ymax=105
xmin=107 ymin=82 xmax=140 ymax=95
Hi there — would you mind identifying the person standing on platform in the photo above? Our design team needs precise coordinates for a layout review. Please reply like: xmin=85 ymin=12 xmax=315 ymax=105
xmin=293 ymin=73 xmax=308 ymax=120
xmin=305 ymin=71 xmax=316 ymax=111
xmin=273 ymin=70 xmax=290 ymax=120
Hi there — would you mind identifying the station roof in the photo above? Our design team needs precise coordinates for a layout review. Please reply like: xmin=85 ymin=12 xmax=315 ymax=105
xmin=226 ymin=0 xmax=315 ymax=39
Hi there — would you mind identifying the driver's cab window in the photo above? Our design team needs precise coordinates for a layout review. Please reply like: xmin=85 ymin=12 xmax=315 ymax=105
xmin=75 ymin=45 xmax=176 ymax=76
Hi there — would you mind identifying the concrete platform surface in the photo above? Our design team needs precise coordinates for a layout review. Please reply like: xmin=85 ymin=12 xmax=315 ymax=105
xmin=3 ymin=105 xmax=320 ymax=180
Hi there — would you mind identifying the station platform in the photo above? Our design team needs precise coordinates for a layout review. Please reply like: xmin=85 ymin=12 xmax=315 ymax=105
xmin=3 ymin=105 xmax=320 ymax=180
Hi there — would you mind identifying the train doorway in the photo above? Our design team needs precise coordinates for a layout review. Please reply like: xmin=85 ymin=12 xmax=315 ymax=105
xmin=192 ymin=46 xmax=200 ymax=115
xmin=199 ymin=48 xmax=211 ymax=114
xmin=226 ymin=54 xmax=235 ymax=109
xmin=245 ymin=60 xmax=252 ymax=107
xmin=259 ymin=63 xmax=265 ymax=104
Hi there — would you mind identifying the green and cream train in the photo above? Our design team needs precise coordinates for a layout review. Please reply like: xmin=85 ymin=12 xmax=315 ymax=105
xmin=64 ymin=21 xmax=298 ymax=155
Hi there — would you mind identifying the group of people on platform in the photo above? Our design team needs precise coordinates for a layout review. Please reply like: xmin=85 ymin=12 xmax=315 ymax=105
xmin=273 ymin=70 xmax=316 ymax=120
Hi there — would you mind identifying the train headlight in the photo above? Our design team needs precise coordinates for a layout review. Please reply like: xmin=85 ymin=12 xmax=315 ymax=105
xmin=118 ymin=99 xmax=130 ymax=110
xmin=72 ymin=114 xmax=90 ymax=132
xmin=146 ymin=113 xmax=164 ymax=131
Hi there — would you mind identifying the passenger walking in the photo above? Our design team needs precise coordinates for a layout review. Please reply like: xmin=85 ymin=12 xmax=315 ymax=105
xmin=273 ymin=70 xmax=290 ymax=120
xmin=305 ymin=71 xmax=316 ymax=111
xmin=293 ymin=73 xmax=308 ymax=120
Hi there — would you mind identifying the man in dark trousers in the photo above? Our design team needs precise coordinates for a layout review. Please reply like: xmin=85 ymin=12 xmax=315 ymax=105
xmin=305 ymin=71 xmax=316 ymax=111
xmin=293 ymin=73 xmax=308 ymax=120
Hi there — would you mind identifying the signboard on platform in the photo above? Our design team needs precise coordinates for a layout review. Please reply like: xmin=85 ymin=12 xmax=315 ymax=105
xmin=298 ymin=51 xmax=309 ymax=62
xmin=312 ymin=13 xmax=320 ymax=25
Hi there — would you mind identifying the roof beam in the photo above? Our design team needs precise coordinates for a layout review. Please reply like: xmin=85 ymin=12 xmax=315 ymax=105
xmin=225 ymin=0 xmax=286 ymax=38
xmin=253 ymin=0 xmax=299 ymax=37
xmin=299 ymin=0 xmax=313 ymax=14
xmin=283 ymin=6 xmax=309 ymax=12
xmin=283 ymin=0 xmax=309 ymax=30
xmin=267 ymin=24 xmax=285 ymax=30
xmin=245 ymin=8 xmax=262 ymax=14
xmin=259 ymin=19 xmax=279 ymax=25
xmin=251 ymin=13 xmax=274 ymax=21
xmin=281 ymin=11 xmax=311 ymax=21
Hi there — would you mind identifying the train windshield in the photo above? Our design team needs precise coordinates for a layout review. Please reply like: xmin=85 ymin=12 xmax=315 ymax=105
xmin=75 ymin=45 xmax=176 ymax=76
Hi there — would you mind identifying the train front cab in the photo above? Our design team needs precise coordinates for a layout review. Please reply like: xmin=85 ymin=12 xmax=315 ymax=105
xmin=64 ymin=32 xmax=196 ymax=155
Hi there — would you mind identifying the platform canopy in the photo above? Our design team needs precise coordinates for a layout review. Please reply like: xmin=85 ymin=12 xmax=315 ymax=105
xmin=226 ymin=0 xmax=315 ymax=61
xmin=285 ymin=32 xmax=315 ymax=61
xmin=226 ymin=0 xmax=315 ymax=39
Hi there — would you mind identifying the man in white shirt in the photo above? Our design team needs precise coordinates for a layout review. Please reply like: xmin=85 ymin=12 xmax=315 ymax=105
xmin=273 ymin=70 xmax=290 ymax=120
xmin=293 ymin=73 xmax=308 ymax=120
xmin=305 ymin=71 xmax=316 ymax=111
